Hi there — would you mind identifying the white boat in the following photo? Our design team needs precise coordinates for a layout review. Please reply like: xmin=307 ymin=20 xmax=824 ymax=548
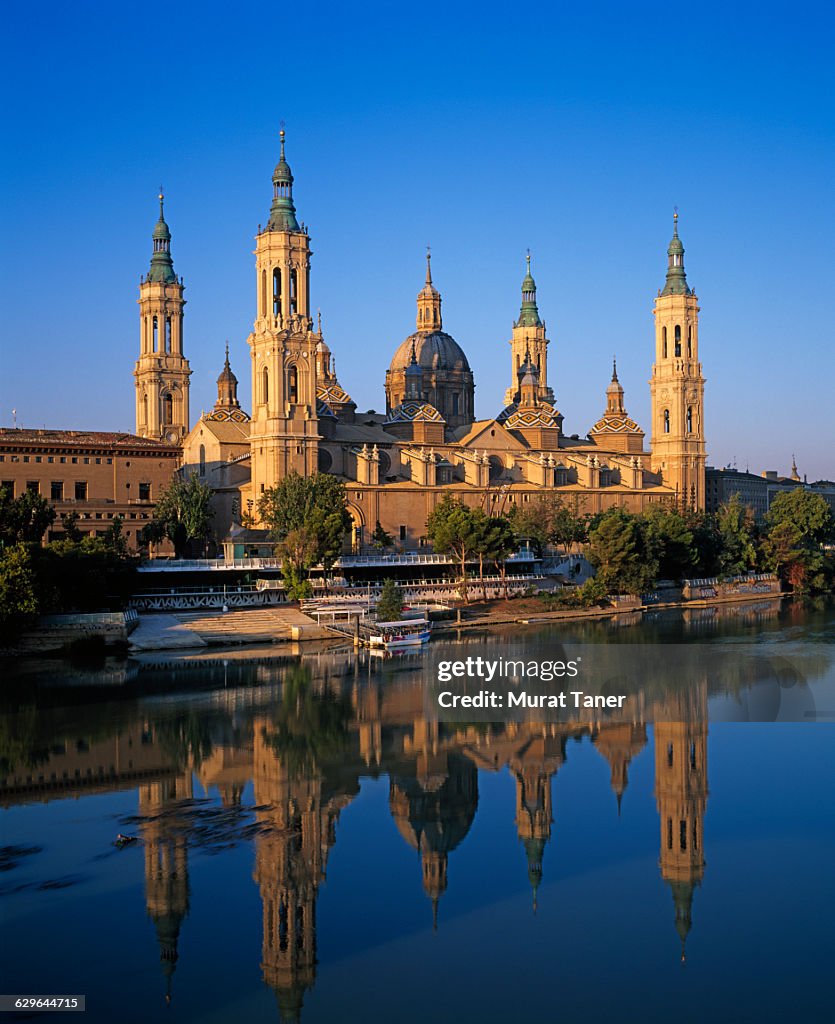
xmin=368 ymin=619 xmax=431 ymax=650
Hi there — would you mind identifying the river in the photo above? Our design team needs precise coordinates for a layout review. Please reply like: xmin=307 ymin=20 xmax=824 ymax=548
xmin=1 ymin=597 xmax=833 ymax=1023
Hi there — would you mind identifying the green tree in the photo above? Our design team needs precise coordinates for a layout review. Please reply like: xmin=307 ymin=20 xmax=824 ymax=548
xmin=586 ymin=508 xmax=658 ymax=595
xmin=483 ymin=516 xmax=518 ymax=599
xmin=641 ymin=504 xmax=696 ymax=581
xmin=60 ymin=510 xmax=83 ymax=543
xmin=766 ymin=489 xmax=834 ymax=547
xmin=0 ymin=488 xmax=56 ymax=546
xmin=258 ymin=472 xmax=352 ymax=572
xmin=376 ymin=578 xmax=404 ymax=621
xmin=715 ymin=495 xmax=758 ymax=577
xmin=370 ymin=520 xmax=394 ymax=551
xmin=426 ymin=495 xmax=482 ymax=603
xmin=276 ymin=527 xmax=317 ymax=601
xmin=145 ymin=473 xmax=214 ymax=558
xmin=0 ymin=543 xmax=39 ymax=635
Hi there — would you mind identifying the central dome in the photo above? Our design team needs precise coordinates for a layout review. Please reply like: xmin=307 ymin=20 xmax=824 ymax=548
xmin=389 ymin=331 xmax=471 ymax=374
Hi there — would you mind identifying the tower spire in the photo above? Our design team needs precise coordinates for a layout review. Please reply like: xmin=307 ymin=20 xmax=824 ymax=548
xmin=517 ymin=250 xmax=541 ymax=327
xmin=661 ymin=208 xmax=690 ymax=296
xmin=416 ymin=250 xmax=442 ymax=331
xmin=425 ymin=245 xmax=432 ymax=285
xmin=267 ymin=126 xmax=300 ymax=232
xmin=147 ymin=188 xmax=177 ymax=284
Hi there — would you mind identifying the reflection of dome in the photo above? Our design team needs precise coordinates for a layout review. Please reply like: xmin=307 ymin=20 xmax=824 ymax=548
xmin=389 ymin=332 xmax=471 ymax=374
xmin=389 ymin=755 xmax=478 ymax=855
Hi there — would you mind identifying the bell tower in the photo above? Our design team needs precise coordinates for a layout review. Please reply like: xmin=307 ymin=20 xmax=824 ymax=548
xmin=650 ymin=212 xmax=706 ymax=509
xmin=248 ymin=130 xmax=319 ymax=504
xmin=134 ymin=190 xmax=191 ymax=443
xmin=505 ymin=253 xmax=553 ymax=406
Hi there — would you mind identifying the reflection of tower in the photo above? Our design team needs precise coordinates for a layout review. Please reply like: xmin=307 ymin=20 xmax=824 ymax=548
xmin=252 ymin=718 xmax=348 ymax=1022
xmin=510 ymin=732 xmax=565 ymax=911
xmin=139 ymin=771 xmax=193 ymax=1005
xmin=593 ymin=722 xmax=647 ymax=814
xmin=653 ymin=684 xmax=708 ymax=961
xmin=389 ymin=752 xmax=478 ymax=928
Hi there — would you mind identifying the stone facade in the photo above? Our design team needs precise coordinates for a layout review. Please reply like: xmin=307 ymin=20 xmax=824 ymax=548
xmin=181 ymin=133 xmax=709 ymax=549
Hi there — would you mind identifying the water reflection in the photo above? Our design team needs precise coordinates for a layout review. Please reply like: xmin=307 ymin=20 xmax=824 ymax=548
xmin=2 ymin=598 xmax=833 ymax=1021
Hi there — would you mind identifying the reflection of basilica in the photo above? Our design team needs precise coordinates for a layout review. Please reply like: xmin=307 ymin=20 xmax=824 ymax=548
xmin=12 ymin=663 xmax=716 ymax=1017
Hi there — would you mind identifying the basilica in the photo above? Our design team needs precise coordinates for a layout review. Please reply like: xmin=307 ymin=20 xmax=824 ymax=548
xmin=133 ymin=131 xmax=707 ymax=548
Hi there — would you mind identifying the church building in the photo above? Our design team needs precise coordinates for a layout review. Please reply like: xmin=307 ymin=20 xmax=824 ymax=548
xmin=154 ymin=131 xmax=707 ymax=549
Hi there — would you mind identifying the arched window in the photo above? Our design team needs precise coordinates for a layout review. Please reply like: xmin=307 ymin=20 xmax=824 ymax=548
xmin=663 ymin=409 xmax=670 ymax=433
xmin=687 ymin=325 xmax=692 ymax=358
xmin=261 ymin=269 xmax=267 ymax=317
xmin=162 ymin=393 xmax=173 ymax=425
xmin=262 ymin=367 xmax=269 ymax=405
xmin=165 ymin=317 xmax=172 ymax=354
xmin=674 ymin=324 xmax=682 ymax=357
xmin=199 ymin=444 xmax=206 ymax=476
xmin=288 ymin=365 xmax=298 ymax=403
xmin=289 ymin=269 xmax=298 ymax=316
xmin=153 ymin=316 xmax=159 ymax=353
xmin=686 ymin=406 xmax=693 ymax=433
xmin=662 ymin=326 xmax=667 ymax=359
xmin=273 ymin=268 xmax=281 ymax=318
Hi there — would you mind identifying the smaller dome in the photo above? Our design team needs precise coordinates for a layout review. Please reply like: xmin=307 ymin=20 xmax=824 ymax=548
xmin=498 ymin=400 xmax=562 ymax=430
xmin=667 ymin=234 xmax=684 ymax=255
xmin=153 ymin=217 xmax=171 ymax=241
xmin=386 ymin=400 xmax=445 ymax=424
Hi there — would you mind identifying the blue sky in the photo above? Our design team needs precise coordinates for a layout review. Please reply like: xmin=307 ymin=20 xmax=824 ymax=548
xmin=2 ymin=1 xmax=833 ymax=478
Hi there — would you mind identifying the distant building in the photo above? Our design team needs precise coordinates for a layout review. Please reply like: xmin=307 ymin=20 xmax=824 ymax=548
xmin=0 ymin=428 xmax=179 ymax=547
xmin=706 ymin=456 xmax=833 ymax=520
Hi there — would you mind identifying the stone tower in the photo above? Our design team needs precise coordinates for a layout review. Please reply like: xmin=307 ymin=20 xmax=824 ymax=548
xmin=650 ymin=213 xmax=706 ymax=509
xmin=504 ymin=254 xmax=554 ymax=406
xmin=654 ymin=683 xmax=709 ymax=962
xmin=248 ymin=130 xmax=320 ymax=505
xmin=134 ymin=191 xmax=191 ymax=443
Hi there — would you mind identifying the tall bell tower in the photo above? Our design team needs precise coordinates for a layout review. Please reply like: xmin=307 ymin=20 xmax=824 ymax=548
xmin=248 ymin=130 xmax=319 ymax=505
xmin=505 ymin=253 xmax=553 ymax=406
xmin=650 ymin=213 xmax=706 ymax=509
xmin=134 ymin=191 xmax=191 ymax=443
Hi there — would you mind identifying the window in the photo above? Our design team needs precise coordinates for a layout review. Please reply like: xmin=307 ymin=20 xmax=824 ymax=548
xmin=686 ymin=407 xmax=693 ymax=434
xmin=75 ymin=481 xmax=88 ymax=500
xmin=680 ymin=819 xmax=688 ymax=852
xmin=95 ymin=457 xmax=101 ymax=465
xmin=663 ymin=409 xmax=670 ymax=433
xmin=71 ymin=456 xmax=78 ymax=464
xmin=162 ymin=393 xmax=173 ymax=425
xmin=288 ymin=366 xmax=298 ymax=403
xmin=667 ymin=742 xmax=674 ymax=768
xmin=667 ymin=818 xmax=673 ymax=850
xmin=261 ymin=269 xmax=267 ymax=317
xmin=51 ymin=481 xmax=63 ymax=501
xmin=662 ymin=326 xmax=667 ymax=358
xmin=165 ymin=316 xmax=172 ymax=354
xmin=687 ymin=325 xmax=692 ymax=358
xmin=273 ymin=268 xmax=281 ymax=317
xmin=289 ymin=268 xmax=298 ymax=315
xmin=689 ymin=742 xmax=697 ymax=770
xmin=26 ymin=480 xmax=39 ymax=494
xmin=23 ymin=455 xmax=29 ymax=463
xmin=153 ymin=316 xmax=159 ymax=352
xmin=83 ymin=457 xmax=90 ymax=465
xmin=262 ymin=367 xmax=269 ymax=405
xmin=47 ymin=456 xmax=53 ymax=463
xmin=399 ymin=525 xmax=407 ymax=541
xmin=674 ymin=324 xmax=682 ymax=357
xmin=139 ymin=482 xmax=151 ymax=501
xmin=35 ymin=456 xmax=41 ymax=463
xmin=452 ymin=393 xmax=460 ymax=417
xmin=60 ymin=456 xmax=67 ymax=464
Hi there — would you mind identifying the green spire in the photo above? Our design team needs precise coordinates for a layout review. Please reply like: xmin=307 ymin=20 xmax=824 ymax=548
xmin=147 ymin=188 xmax=178 ymax=284
xmin=517 ymin=250 xmax=542 ymax=327
xmin=267 ymin=127 xmax=301 ymax=232
xmin=661 ymin=209 xmax=691 ymax=296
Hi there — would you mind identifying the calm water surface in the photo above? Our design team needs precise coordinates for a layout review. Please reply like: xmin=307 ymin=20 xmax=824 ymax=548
xmin=2 ymin=598 xmax=834 ymax=1024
